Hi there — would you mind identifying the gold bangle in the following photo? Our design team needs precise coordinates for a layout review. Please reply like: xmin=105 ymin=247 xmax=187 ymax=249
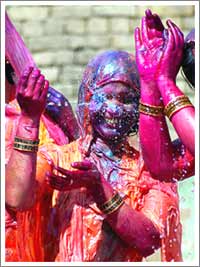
xmin=13 ymin=143 xmax=38 ymax=152
xmin=99 ymin=192 xmax=120 ymax=210
xmin=99 ymin=192 xmax=124 ymax=215
xmin=139 ymin=102 xmax=164 ymax=117
xmin=14 ymin=136 xmax=40 ymax=145
xmin=164 ymin=96 xmax=193 ymax=120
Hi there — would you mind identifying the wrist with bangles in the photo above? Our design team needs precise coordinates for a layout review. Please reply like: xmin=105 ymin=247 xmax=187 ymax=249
xmin=13 ymin=136 xmax=40 ymax=152
xmin=97 ymin=191 xmax=125 ymax=215
xmin=139 ymin=95 xmax=193 ymax=119
xmin=164 ymin=95 xmax=194 ymax=120
xmin=139 ymin=101 xmax=164 ymax=117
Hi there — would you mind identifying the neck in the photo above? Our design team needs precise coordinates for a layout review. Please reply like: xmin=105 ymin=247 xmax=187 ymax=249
xmin=95 ymin=135 xmax=130 ymax=156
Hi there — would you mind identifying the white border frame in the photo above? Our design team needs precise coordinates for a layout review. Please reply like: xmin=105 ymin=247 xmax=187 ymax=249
xmin=1 ymin=1 xmax=199 ymax=266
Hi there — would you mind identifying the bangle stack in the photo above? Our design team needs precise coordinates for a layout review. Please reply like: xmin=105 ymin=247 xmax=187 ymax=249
xmin=98 ymin=192 xmax=124 ymax=215
xmin=139 ymin=101 xmax=164 ymax=117
xmin=164 ymin=95 xmax=193 ymax=120
xmin=13 ymin=136 xmax=40 ymax=152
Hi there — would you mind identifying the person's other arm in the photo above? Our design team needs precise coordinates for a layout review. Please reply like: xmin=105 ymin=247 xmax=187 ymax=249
xmin=6 ymin=67 xmax=49 ymax=210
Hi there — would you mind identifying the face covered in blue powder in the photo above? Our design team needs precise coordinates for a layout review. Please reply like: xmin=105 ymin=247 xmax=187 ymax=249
xmin=89 ymin=82 xmax=139 ymax=142
xmin=77 ymin=50 xmax=140 ymax=143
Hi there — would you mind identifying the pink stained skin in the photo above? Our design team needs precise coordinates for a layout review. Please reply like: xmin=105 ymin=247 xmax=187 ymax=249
xmin=6 ymin=66 xmax=49 ymax=209
xmin=134 ymin=9 xmax=194 ymax=180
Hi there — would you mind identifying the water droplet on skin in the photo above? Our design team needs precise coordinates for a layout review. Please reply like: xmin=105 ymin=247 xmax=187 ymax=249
xmin=160 ymin=233 xmax=165 ymax=239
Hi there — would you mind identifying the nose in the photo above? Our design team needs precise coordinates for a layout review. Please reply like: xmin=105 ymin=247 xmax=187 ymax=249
xmin=105 ymin=101 xmax=123 ymax=116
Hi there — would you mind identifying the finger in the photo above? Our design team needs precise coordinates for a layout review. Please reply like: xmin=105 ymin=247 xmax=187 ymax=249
xmin=145 ymin=9 xmax=153 ymax=18
xmin=169 ymin=19 xmax=183 ymax=36
xmin=172 ymin=22 xmax=184 ymax=49
xmin=17 ymin=66 xmax=33 ymax=94
xmin=40 ymin=80 xmax=49 ymax=100
xmin=45 ymin=176 xmax=65 ymax=190
xmin=46 ymin=93 xmax=61 ymax=105
xmin=173 ymin=25 xmax=182 ymax=51
xmin=165 ymin=27 xmax=174 ymax=54
xmin=145 ymin=10 xmax=164 ymax=34
xmin=167 ymin=20 xmax=179 ymax=51
xmin=25 ymin=68 xmax=41 ymax=97
xmin=33 ymin=74 xmax=45 ymax=99
xmin=46 ymin=172 xmax=69 ymax=184
xmin=71 ymin=160 xmax=93 ymax=170
xmin=48 ymin=86 xmax=62 ymax=98
xmin=134 ymin=27 xmax=142 ymax=49
xmin=141 ymin=16 xmax=149 ymax=45
xmin=46 ymin=174 xmax=73 ymax=190
xmin=54 ymin=165 xmax=72 ymax=176
xmin=152 ymin=13 xmax=165 ymax=32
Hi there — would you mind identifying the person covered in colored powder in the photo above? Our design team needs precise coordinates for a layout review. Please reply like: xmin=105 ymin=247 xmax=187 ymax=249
xmin=5 ymin=11 xmax=79 ymax=261
xmin=6 ymin=50 xmax=191 ymax=262
xmin=135 ymin=9 xmax=195 ymax=181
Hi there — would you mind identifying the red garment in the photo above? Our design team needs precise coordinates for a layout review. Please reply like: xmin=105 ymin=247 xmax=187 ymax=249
xmin=15 ymin=140 xmax=182 ymax=261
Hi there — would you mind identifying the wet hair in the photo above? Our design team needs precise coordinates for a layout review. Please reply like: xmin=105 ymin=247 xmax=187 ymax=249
xmin=181 ymin=28 xmax=195 ymax=88
xmin=5 ymin=59 xmax=15 ymax=85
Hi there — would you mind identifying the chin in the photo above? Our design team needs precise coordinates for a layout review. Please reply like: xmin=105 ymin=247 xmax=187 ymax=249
xmin=96 ymin=127 xmax=127 ymax=143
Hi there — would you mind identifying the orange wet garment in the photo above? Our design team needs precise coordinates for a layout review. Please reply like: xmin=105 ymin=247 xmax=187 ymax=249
xmin=5 ymin=99 xmax=67 ymax=262
xmin=5 ymin=99 xmax=68 ymax=162
xmin=18 ymin=139 xmax=182 ymax=262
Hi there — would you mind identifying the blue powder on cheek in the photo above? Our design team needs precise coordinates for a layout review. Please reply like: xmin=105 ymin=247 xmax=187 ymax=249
xmin=91 ymin=92 xmax=106 ymax=110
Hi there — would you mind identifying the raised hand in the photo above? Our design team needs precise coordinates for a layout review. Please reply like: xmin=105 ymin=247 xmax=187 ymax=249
xmin=45 ymin=86 xmax=79 ymax=141
xmin=157 ymin=20 xmax=184 ymax=83
xmin=143 ymin=9 xmax=165 ymax=47
xmin=45 ymin=87 xmax=67 ymax=120
xmin=134 ymin=11 xmax=165 ymax=83
xmin=46 ymin=160 xmax=101 ymax=192
xmin=16 ymin=66 xmax=49 ymax=121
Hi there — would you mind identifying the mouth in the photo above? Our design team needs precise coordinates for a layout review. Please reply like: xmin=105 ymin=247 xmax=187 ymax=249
xmin=104 ymin=118 xmax=119 ymax=125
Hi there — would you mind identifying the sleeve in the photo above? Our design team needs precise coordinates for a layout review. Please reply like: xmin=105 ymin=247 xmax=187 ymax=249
xmin=140 ymin=178 xmax=182 ymax=262
xmin=15 ymin=143 xmax=60 ymax=262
